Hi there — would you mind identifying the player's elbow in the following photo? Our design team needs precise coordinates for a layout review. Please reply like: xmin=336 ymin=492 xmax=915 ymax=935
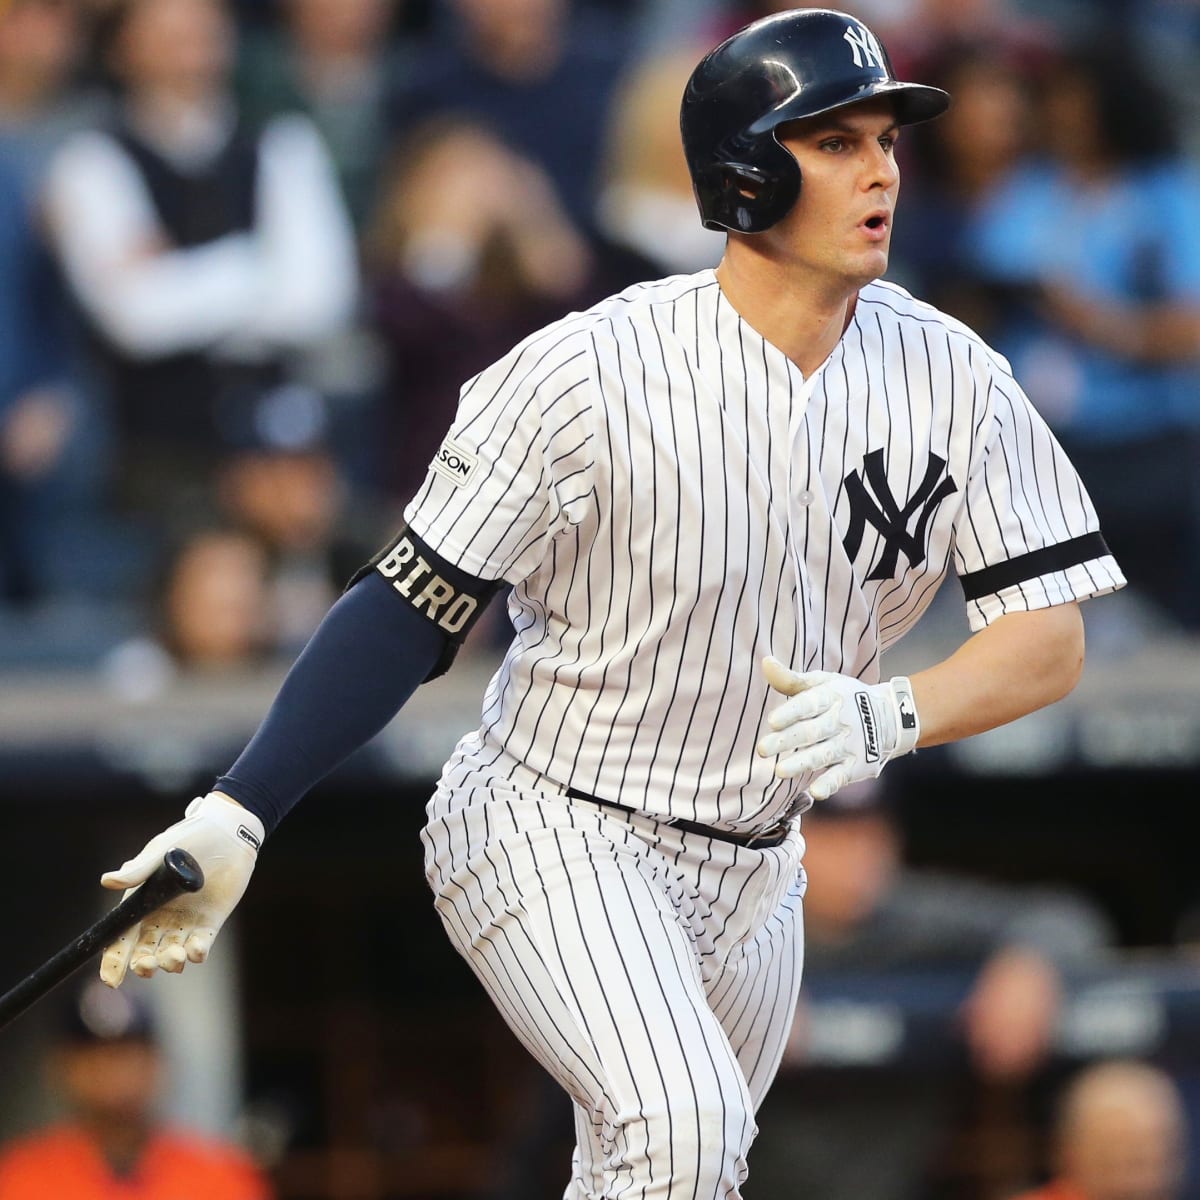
xmin=1039 ymin=602 xmax=1086 ymax=704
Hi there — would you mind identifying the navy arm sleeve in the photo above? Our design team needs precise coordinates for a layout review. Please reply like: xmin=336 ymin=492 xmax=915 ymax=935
xmin=213 ymin=571 xmax=446 ymax=834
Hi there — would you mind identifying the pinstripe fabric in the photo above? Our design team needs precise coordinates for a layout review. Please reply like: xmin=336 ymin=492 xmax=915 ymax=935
xmin=403 ymin=268 xmax=1124 ymax=1198
xmin=407 ymin=270 xmax=1123 ymax=833
xmin=422 ymin=754 xmax=805 ymax=1199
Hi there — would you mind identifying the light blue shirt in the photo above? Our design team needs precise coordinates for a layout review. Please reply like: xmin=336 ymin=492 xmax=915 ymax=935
xmin=967 ymin=157 xmax=1200 ymax=441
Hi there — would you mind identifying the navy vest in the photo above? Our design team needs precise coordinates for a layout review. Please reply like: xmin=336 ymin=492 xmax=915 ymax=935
xmin=93 ymin=112 xmax=286 ymax=459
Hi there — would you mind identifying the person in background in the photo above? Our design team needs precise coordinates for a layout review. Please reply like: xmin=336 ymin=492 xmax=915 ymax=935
xmin=591 ymin=44 xmax=726 ymax=280
xmin=963 ymin=37 xmax=1200 ymax=637
xmin=385 ymin=0 xmax=631 ymax=239
xmin=747 ymin=778 xmax=1115 ymax=1200
xmin=0 ymin=155 xmax=78 ymax=606
xmin=40 ymin=0 xmax=358 ymax=569
xmin=0 ymin=979 xmax=272 ymax=1200
xmin=364 ymin=115 xmax=603 ymax=509
xmin=236 ymin=0 xmax=406 ymax=230
xmin=213 ymin=398 xmax=375 ymax=657
xmin=0 ymin=0 xmax=92 ymax=179
xmin=890 ymin=43 xmax=1039 ymax=321
xmin=1 ymin=0 xmax=104 ymax=610
xmin=1009 ymin=1059 xmax=1189 ymax=1200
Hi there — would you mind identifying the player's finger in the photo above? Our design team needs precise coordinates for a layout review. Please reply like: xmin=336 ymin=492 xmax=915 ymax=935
xmin=766 ymin=686 xmax=839 ymax=732
xmin=155 ymin=923 xmax=189 ymax=973
xmin=777 ymin=736 xmax=846 ymax=778
xmin=762 ymin=655 xmax=805 ymax=695
xmin=758 ymin=705 xmax=844 ymax=757
xmin=763 ymin=659 xmax=834 ymax=696
xmin=184 ymin=927 xmax=217 ymax=964
xmin=809 ymin=764 xmax=852 ymax=801
xmin=100 ymin=927 xmax=136 ymax=988
xmin=100 ymin=843 xmax=166 ymax=892
xmin=129 ymin=919 xmax=166 ymax=978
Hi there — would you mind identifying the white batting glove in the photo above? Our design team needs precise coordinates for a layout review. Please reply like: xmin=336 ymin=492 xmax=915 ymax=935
xmin=757 ymin=657 xmax=919 ymax=800
xmin=99 ymin=792 xmax=264 ymax=987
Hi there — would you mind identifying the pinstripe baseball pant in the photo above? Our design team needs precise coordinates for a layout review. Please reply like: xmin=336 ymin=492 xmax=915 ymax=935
xmin=422 ymin=763 xmax=806 ymax=1199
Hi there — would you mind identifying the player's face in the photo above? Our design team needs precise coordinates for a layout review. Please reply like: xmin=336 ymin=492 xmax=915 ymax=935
xmin=773 ymin=98 xmax=901 ymax=288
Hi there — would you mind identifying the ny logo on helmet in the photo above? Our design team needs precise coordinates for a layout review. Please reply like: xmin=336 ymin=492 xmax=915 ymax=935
xmin=842 ymin=450 xmax=958 ymax=580
xmin=843 ymin=22 xmax=885 ymax=70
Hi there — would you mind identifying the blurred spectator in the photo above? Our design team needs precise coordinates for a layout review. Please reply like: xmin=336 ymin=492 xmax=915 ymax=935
xmin=365 ymin=116 xmax=607 ymax=506
xmin=891 ymin=44 xmax=1038 ymax=317
xmin=236 ymin=0 xmax=407 ymax=229
xmin=0 ymin=155 xmax=78 ymax=605
xmin=40 ymin=0 xmax=358 ymax=577
xmin=213 ymin=407 xmax=375 ymax=656
xmin=963 ymin=38 xmax=1200 ymax=636
xmin=592 ymin=45 xmax=725 ymax=278
xmin=0 ymin=0 xmax=93 ymax=180
xmin=1009 ymin=1058 xmax=1189 ymax=1200
xmin=161 ymin=526 xmax=270 ymax=667
xmin=99 ymin=401 xmax=378 ymax=696
xmin=746 ymin=778 xmax=1115 ymax=1200
xmin=0 ymin=979 xmax=272 ymax=1199
xmin=385 ymin=0 xmax=631 ymax=238
xmin=1 ymin=0 xmax=112 ymax=610
xmin=101 ymin=524 xmax=273 ymax=699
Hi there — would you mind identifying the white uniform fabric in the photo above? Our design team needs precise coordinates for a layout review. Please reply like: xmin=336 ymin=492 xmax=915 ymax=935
xmin=423 ymin=751 xmax=806 ymax=1198
xmin=408 ymin=270 xmax=1123 ymax=833
xmin=407 ymin=269 xmax=1124 ymax=1198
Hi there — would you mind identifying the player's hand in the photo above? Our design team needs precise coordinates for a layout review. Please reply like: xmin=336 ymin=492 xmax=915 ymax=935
xmin=99 ymin=792 xmax=263 ymax=987
xmin=756 ymin=657 xmax=920 ymax=800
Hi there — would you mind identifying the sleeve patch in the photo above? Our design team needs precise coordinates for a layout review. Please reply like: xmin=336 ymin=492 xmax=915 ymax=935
xmin=430 ymin=437 xmax=479 ymax=488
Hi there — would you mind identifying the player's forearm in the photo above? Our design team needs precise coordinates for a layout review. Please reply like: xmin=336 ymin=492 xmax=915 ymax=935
xmin=907 ymin=603 xmax=1085 ymax=747
xmin=213 ymin=572 xmax=446 ymax=833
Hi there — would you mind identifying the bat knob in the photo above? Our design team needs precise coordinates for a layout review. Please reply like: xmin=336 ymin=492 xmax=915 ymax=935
xmin=163 ymin=848 xmax=205 ymax=894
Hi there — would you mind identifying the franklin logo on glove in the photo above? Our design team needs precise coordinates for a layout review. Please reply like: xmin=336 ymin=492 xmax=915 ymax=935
xmin=855 ymin=691 xmax=880 ymax=762
xmin=236 ymin=825 xmax=262 ymax=851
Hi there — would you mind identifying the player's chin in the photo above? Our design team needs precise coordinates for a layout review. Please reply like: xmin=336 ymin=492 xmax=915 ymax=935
xmin=844 ymin=249 xmax=889 ymax=288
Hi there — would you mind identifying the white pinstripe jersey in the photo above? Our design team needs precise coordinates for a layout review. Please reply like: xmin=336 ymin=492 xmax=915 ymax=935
xmin=405 ymin=270 xmax=1124 ymax=833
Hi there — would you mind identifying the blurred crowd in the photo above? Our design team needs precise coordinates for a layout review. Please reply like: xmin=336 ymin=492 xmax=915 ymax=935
xmin=2 ymin=0 xmax=1199 ymax=688
xmin=3 ymin=3 xmax=1200 ymax=1197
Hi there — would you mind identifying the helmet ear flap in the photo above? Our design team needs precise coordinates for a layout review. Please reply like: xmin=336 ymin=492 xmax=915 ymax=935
xmin=693 ymin=142 xmax=802 ymax=234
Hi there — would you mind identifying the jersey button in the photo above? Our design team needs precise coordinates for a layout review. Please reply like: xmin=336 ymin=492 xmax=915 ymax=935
xmin=797 ymin=489 xmax=815 ymax=506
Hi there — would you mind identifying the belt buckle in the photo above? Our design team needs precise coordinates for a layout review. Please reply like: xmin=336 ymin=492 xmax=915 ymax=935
xmin=745 ymin=795 xmax=809 ymax=847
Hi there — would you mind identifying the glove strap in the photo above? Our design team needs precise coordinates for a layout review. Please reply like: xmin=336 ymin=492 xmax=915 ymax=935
xmin=886 ymin=676 xmax=920 ymax=757
xmin=186 ymin=792 xmax=266 ymax=855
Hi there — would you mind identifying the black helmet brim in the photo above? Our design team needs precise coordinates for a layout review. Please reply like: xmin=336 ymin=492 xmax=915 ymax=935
xmin=748 ymin=78 xmax=951 ymax=137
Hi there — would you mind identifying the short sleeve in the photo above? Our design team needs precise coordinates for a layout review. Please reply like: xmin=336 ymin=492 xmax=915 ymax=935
xmin=402 ymin=324 xmax=598 ymax=583
xmin=951 ymin=360 xmax=1126 ymax=630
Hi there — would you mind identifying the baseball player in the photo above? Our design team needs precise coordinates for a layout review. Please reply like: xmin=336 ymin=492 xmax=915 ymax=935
xmin=97 ymin=10 xmax=1125 ymax=1197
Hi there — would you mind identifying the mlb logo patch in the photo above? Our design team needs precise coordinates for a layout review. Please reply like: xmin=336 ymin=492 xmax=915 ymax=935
xmin=431 ymin=437 xmax=478 ymax=488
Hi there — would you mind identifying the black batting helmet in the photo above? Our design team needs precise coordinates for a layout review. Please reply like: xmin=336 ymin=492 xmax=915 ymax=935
xmin=681 ymin=8 xmax=951 ymax=234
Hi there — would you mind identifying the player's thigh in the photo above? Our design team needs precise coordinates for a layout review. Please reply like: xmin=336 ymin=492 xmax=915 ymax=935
xmin=707 ymin=874 xmax=805 ymax=1110
xmin=429 ymin=819 xmax=756 ymax=1138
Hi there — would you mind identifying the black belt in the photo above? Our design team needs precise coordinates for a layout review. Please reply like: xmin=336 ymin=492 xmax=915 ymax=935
xmin=566 ymin=788 xmax=793 ymax=849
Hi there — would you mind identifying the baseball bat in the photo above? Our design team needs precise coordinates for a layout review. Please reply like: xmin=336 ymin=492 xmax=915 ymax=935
xmin=0 ymin=848 xmax=205 ymax=1032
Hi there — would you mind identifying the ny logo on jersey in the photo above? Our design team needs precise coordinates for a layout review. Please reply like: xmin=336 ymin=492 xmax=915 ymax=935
xmin=842 ymin=450 xmax=958 ymax=580
xmin=843 ymin=21 xmax=885 ymax=70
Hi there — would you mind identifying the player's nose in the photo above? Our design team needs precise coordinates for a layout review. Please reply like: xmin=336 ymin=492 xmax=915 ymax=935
xmin=862 ymin=142 xmax=898 ymax=189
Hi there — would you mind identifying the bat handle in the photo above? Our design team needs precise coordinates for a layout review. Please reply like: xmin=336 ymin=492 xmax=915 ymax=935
xmin=0 ymin=849 xmax=205 ymax=1032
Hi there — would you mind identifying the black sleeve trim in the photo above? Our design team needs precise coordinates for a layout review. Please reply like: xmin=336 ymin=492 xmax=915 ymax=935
xmin=958 ymin=532 xmax=1111 ymax=602
xmin=346 ymin=524 xmax=505 ymax=679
